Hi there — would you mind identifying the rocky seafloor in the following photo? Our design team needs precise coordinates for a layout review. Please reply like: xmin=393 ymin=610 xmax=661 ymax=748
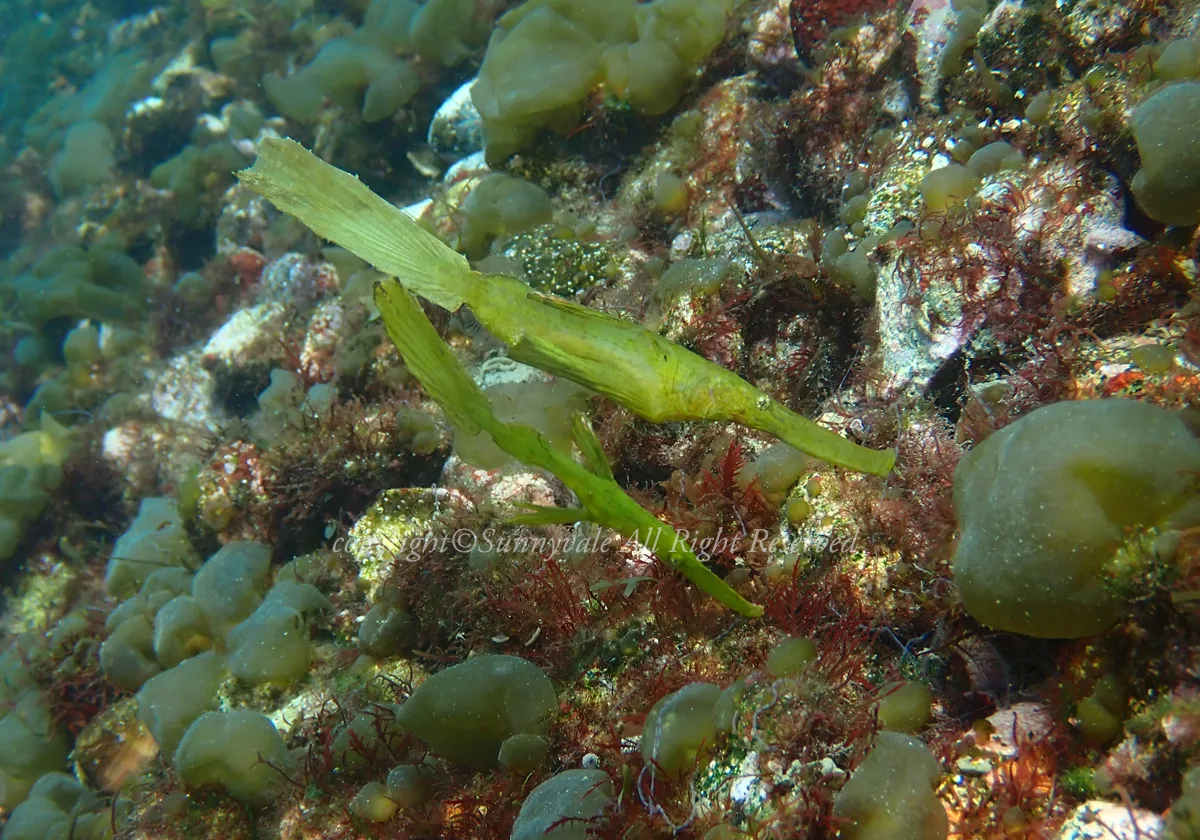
xmin=0 ymin=0 xmax=1199 ymax=837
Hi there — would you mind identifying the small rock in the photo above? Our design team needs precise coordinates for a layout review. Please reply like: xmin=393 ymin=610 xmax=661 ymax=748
xmin=1056 ymin=800 xmax=1164 ymax=840
xmin=201 ymin=302 xmax=287 ymax=368
xmin=151 ymin=351 xmax=222 ymax=430
xmin=429 ymin=78 xmax=483 ymax=160
xmin=983 ymin=703 xmax=1056 ymax=759
xmin=956 ymin=756 xmax=994 ymax=775
xmin=347 ymin=488 xmax=473 ymax=599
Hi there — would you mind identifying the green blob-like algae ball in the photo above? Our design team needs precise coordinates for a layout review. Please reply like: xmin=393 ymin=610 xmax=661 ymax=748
xmin=499 ymin=732 xmax=550 ymax=775
xmin=174 ymin=709 xmax=290 ymax=805
xmin=510 ymin=769 xmax=614 ymax=840
xmin=833 ymin=732 xmax=948 ymax=840
xmin=1 ymin=772 xmax=109 ymax=840
xmin=1025 ymin=90 xmax=1053 ymax=124
xmin=1130 ymin=81 xmax=1200 ymax=226
xmin=386 ymin=763 xmax=435 ymax=807
xmin=877 ymin=681 xmax=933 ymax=733
xmin=920 ymin=163 xmax=981 ymax=212
xmin=137 ymin=651 xmax=225 ymax=762
xmin=1076 ymin=696 xmax=1121 ymax=745
xmin=357 ymin=602 xmax=417 ymax=658
xmin=737 ymin=442 xmax=811 ymax=497
xmin=1077 ymin=674 xmax=1127 ymax=745
xmin=226 ymin=581 xmax=331 ymax=685
xmin=601 ymin=37 xmax=685 ymax=115
xmin=350 ymin=781 xmax=399 ymax=822
xmin=641 ymin=682 xmax=722 ymax=779
xmin=653 ymin=171 xmax=689 ymax=214
xmin=458 ymin=173 xmax=554 ymax=259
xmin=966 ymin=141 xmax=1024 ymax=176
xmin=1156 ymin=39 xmax=1200 ymax=83
xmin=766 ymin=636 xmax=818 ymax=678
xmin=952 ymin=399 xmax=1200 ymax=638
xmin=394 ymin=654 xmax=556 ymax=769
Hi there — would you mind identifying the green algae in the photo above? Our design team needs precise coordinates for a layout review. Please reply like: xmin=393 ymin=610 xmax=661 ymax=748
xmin=496 ymin=227 xmax=622 ymax=298
xmin=346 ymin=487 xmax=445 ymax=599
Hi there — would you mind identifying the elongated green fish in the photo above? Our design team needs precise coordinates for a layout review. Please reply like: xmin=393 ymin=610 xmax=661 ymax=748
xmin=237 ymin=137 xmax=894 ymax=476
xmin=375 ymin=279 xmax=763 ymax=616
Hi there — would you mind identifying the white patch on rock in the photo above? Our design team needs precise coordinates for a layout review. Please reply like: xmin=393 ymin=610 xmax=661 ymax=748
xmin=151 ymin=351 xmax=222 ymax=430
xmin=1056 ymin=801 xmax=1164 ymax=840
xmin=202 ymin=302 xmax=286 ymax=366
xmin=428 ymin=78 xmax=483 ymax=160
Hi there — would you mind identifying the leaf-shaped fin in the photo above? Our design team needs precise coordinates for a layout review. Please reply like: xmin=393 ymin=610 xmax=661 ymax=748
xmin=237 ymin=138 xmax=469 ymax=312
xmin=528 ymin=290 xmax=631 ymax=324
xmin=373 ymin=279 xmax=488 ymax=435
xmin=510 ymin=334 xmax=669 ymax=421
xmin=571 ymin=414 xmax=613 ymax=481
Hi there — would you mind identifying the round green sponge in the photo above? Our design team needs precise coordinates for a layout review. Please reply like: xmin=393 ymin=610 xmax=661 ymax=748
xmin=952 ymin=399 xmax=1200 ymax=638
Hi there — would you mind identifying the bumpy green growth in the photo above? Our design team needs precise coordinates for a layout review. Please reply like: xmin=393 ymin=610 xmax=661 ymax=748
xmin=373 ymin=278 xmax=762 ymax=615
xmin=765 ymin=636 xmax=817 ymax=677
xmin=8 ymin=244 xmax=147 ymax=327
xmin=107 ymin=539 xmax=329 ymax=769
xmin=0 ymin=642 xmax=68 ymax=812
xmin=1130 ymin=81 xmax=1200 ymax=226
xmin=1 ymin=772 xmax=109 ymax=840
xmin=105 ymin=497 xmax=196 ymax=598
xmin=150 ymin=142 xmax=247 ymax=225
xmin=0 ymin=691 xmax=69 ymax=810
xmin=457 ymin=173 xmax=554 ymax=259
xmin=953 ymin=399 xmax=1200 ymax=638
xmin=173 ymin=709 xmax=290 ymax=805
xmin=832 ymin=732 xmax=948 ymax=840
xmin=0 ymin=415 xmax=72 ymax=561
xmin=260 ymin=0 xmax=478 ymax=124
xmin=50 ymin=120 xmax=114 ymax=194
xmin=877 ymin=681 xmax=933 ymax=733
xmin=237 ymin=138 xmax=894 ymax=478
xmin=510 ymin=769 xmax=615 ymax=840
xmin=190 ymin=540 xmax=271 ymax=635
xmin=641 ymin=682 xmax=723 ymax=778
xmin=136 ymin=651 xmax=226 ymax=759
xmin=473 ymin=0 xmax=734 ymax=161
xmin=1167 ymin=766 xmax=1200 ymax=840
xmin=226 ymin=581 xmax=332 ymax=684
xmin=394 ymin=654 xmax=555 ymax=769
xmin=263 ymin=39 xmax=420 ymax=124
